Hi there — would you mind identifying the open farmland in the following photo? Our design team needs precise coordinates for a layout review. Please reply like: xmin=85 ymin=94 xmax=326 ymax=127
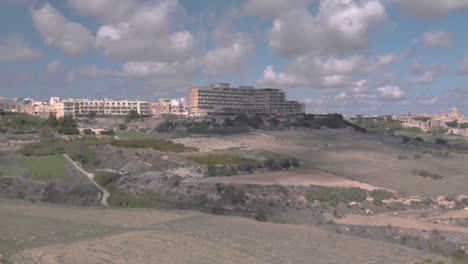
xmin=0 ymin=199 xmax=441 ymax=264
xmin=226 ymin=129 xmax=468 ymax=196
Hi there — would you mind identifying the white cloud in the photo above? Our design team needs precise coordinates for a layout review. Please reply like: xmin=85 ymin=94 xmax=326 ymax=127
xmin=270 ymin=0 xmax=387 ymax=56
xmin=67 ymin=0 xmax=137 ymax=23
xmin=0 ymin=35 xmax=40 ymax=61
xmin=398 ymin=0 xmax=468 ymax=19
xmin=95 ymin=0 xmax=194 ymax=62
xmin=424 ymin=31 xmax=453 ymax=48
xmin=47 ymin=60 xmax=61 ymax=73
xmin=418 ymin=94 xmax=439 ymax=105
xmin=203 ymin=33 xmax=254 ymax=75
xmin=258 ymin=53 xmax=396 ymax=89
xmin=408 ymin=61 xmax=444 ymax=85
xmin=459 ymin=56 xmax=468 ymax=74
xmin=377 ymin=85 xmax=405 ymax=101
xmin=32 ymin=3 xmax=94 ymax=56
xmin=243 ymin=0 xmax=309 ymax=17
xmin=122 ymin=59 xmax=198 ymax=78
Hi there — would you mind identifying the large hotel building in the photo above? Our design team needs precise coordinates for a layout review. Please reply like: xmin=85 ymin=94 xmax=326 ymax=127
xmin=189 ymin=83 xmax=305 ymax=116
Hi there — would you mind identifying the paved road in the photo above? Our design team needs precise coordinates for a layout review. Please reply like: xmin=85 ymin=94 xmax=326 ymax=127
xmin=63 ymin=154 xmax=109 ymax=206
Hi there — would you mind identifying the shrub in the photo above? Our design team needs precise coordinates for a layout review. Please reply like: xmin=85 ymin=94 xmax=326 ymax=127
xmin=304 ymin=186 xmax=368 ymax=207
xmin=188 ymin=154 xmax=256 ymax=166
xmin=108 ymin=191 xmax=165 ymax=208
xmin=254 ymin=209 xmax=267 ymax=222
xmin=207 ymin=164 xmax=217 ymax=177
xmin=155 ymin=120 xmax=175 ymax=132
xmin=94 ymin=172 xmax=120 ymax=186
xmin=100 ymin=129 xmax=115 ymax=136
xmin=221 ymin=185 xmax=245 ymax=204
xmin=435 ymin=138 xmax=448 ymax=145
xmin=413 ymin=169 xmax=443 ymax=180
xmin=370 ymin=189 xmax=393 ymax=206
xmin=61 ymin=127 xmax=79 ymax=135
xmin=65 ymin=142 xmax=97 ymax=166
xmin=111 ymin=138 xmax=195 ymax=152
xmin=291 ymin=158 xmax=300 ymax=168
xmin=21 ymin=139 xmax=65 ymax=156
xmin=83 ymin=129 xmax=93 ymax=135
xmin=118 ymin=124 xmax=128 ymax=131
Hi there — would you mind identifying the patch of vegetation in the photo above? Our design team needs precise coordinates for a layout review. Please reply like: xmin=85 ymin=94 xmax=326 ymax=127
xmin=206 ymin=164 xmax=217 ymax=177
xmin=19 ymin=155 xmax=69 ymax=182
xmin=20 ymin=138 xmax=65 ymax=156
xmin=254 ymin=208 xmax=267 ymax=222
xmin=0 ymin=112 xmax=45 ymax=134
xmin=370 ymin=189 xmax=393 ymax=206
xmin=304 ymin=186 xmax=368 ymax=207
xmin=413 ymin=169 xmax=443 ymax=181
xmin=94 ymin=172 xmax=120 ymax=187
xmin=0 ymin=163 xmax=22 ymax=177
xmin=65 ymin=142 xmax=97 ymax=166
xmin=116 ymin=131 xmax=152 ymax=140
xmin=188 ymin=154 xmax=256 ymax=166
xmin=108 ymin=191 xmax=165 ymax=208
xmin=351 ymin=117 xmax=402 ymax=133
xmin=111 ymin=138 xmax=196 ymax=152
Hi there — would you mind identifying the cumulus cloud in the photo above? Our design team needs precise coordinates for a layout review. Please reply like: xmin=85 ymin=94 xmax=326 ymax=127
xmin=0 ymin=35 xmax=40 ymax=61
xmin=270 ymin=0 xmax=387 ymax=56
xmin=424 ymin=31 xmax=453 ymax=48
xmin=258 ymin=53 xmax=397 ymax=88
xmin=408 ymin=61 xmax=444 ymax=85
xmin=397 ymin=0 xmax=468 ymax=19
xmin=67 ymin=0 xmax=137 ymax=23
xmin=243 ymin=0 xmax=309 ymax=17
xmin=203 ymin=33 xmax=254 ymax=75
xmin=95 ymin=0 xmax=194 ymax=62
xmin=32 ymin=3 xmax=94 ymax=57
xmin=377 ymin=85 xmax=405 ymax=101
xmin=459 ymin=56 xmax=468 ymax=74
xmin=122 ymin=59 xmax=198 ymax=78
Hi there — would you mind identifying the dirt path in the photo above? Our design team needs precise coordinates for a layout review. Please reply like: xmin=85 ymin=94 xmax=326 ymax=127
xmin=195 ymin=169 xmax=391 ymax=191
xmin=63 ymin=154 xmax=109 ymax=207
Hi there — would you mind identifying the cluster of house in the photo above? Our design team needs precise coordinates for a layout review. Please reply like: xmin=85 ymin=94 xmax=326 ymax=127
xmin=0 ymin=97 xmax=188 ymax=118
xmin=0 ymin=83 xmax=306 ymax=119
xmin=393 ymin=107 xmax=468 ymax=136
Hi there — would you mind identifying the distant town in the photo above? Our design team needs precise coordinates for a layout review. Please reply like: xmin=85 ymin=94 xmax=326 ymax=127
xmin=0 ymin=83 xmax=305 ymax=118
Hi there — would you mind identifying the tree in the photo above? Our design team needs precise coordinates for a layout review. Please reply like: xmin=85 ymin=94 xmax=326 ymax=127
xmin=118 ymin=123 xmax=128 ymax=131
xmin=125 ymin=110 xmax=140 ymax=122
xmin=46 ymin=113 xmax=58 ymax=128
xmin=87 ymin=111 xmax=97 ymax=119
xmin=446 ymin=120 xmax=458 ymax=128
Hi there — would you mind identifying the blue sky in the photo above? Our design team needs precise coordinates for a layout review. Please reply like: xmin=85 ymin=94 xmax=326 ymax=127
xmin=1 ymin=0 xmax=468 ymax=115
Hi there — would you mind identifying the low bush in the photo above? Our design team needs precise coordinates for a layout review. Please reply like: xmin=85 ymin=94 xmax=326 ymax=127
xmin=108 ymin=191 xmax=165 ymax=208
xmin=94 ymin=171 xmax=120 ymax=186
xmin=413 ymin=169 xmax=443 ymax=180
xmin=254 ymin=209 xmax=267 ymax=222
xmin=111 ymin=138 xmax=196 ymax=152
xmin=370 ymin=189 xmax=393 ymax=206
xmin=304 ymin=186 xmax=368 ymax=207
xmin=188 ymin=154 xmax=256 ymax=166
xmin=118 ymin=124 xmax=128 ymax=131
xmin=65 ymin=142 xmax=97 ymax=166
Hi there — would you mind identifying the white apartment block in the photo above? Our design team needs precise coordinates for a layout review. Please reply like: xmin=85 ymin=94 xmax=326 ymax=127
xmin=189 ymin=83 xmax=305 ymax=116
xmin=150 ymin=98 xmax=188 ymax=116
xmin=63 ymin=99 xmax=151 ymax=117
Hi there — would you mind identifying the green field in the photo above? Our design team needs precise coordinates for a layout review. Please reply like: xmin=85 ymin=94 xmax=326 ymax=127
xmin=0 ymin=163 xmax=22 ymax=177
xmin=116 ymin=131 xmax=153 ymax=140
xmin=111 ymin=139 xmax=196 ymax=153
xmin=19 ymin=155 xmax=69 ymax=182
xmin=187 ymin=154 xmax=256 ymax=165
xmin=94 ymin=171 xmax=120 ymax=187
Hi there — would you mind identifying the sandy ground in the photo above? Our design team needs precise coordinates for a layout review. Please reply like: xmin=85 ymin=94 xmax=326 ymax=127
xmin=170 ymin=137 xmax=243 ymax=152
xmin=196 ymin=169 xmax=389 ymax=191
xmin=226 ymin=130 xmax=468 ymax=196
xmin=1 ymin=199 xmax=436 ymax=264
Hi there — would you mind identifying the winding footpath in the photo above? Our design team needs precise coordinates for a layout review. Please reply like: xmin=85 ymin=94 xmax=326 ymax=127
xmin=63 ymin=154 xmax=109 ymax=207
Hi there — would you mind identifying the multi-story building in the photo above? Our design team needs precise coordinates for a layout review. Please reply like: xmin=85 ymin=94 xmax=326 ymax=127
xmin=21 ymin=97 xmax=65 ymax=118
xmin=150 ymin=98 xmax=188 ymax=116
xmin=189 ymin=83 xmax=305 ymax=116
xmin=63 ymin=99 xmax=151 ymax=117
